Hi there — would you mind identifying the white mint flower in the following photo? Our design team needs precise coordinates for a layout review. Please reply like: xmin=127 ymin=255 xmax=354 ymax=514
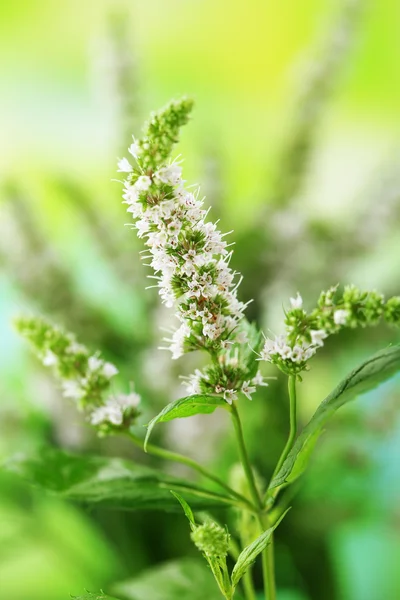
xmin=163 ymin=323 xmax=191 ymax=360
xmin=127 ymin=203 xmax=143 ymax=218
xmin=259 ymin=335 xmax=316 ymax=367
xmin=334 ymin=309 xmax=349 ymax=326
xmin=66 ymin=342 xmax=87 ymax=354
xmin=102 ymin=362 xmax=119 ymax=378
xmin=290 ymin=293 xmax=303 ymax=309
xmin=223 ymin=389 xmax=238 ymax=404
xmin=155 ymin=164 xmax=182 ymax=186
xmin=310 ymin=329 xmax=328 ymax=347
xmin=90 ymin=404 xmax=121 ymax=426
xmin=128 ymin=140 xmax=141 ymax=159
xmin=88 ymin=356 xmax=103 ymax=372
xmin=87 ymin=357 xmax=118 ymax=378
xmin=134 ymin=175 xmax=152 ymax=192
xmin=42 ymin=350 xmax=58 ymax=366
xmin=123 ymin=182 xmax=140 ymax=204
xmin=241 ymin=381 xmax=256 ymax=400
xmin=252 ymin=371 xmax=269 ymax=387
xmin=183 ymin=369 xmax=204 ymax=395
xmin=90 ymin=392 xmax=140 ymax=427
xmin=62 ymin=380 xmax=84 ymax=400
xmin=117 ymin=157 xmax=133 ymax=172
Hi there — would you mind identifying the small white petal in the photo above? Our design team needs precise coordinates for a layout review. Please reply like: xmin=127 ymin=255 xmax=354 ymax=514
xmin=117 ymin=157 xmax=133 ymax=172
xmin=290 ymin=293 xmax=303 ymax=309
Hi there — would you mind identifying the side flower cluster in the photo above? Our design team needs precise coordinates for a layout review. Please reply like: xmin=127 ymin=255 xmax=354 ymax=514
xmin=259 ymin=286 xmax=400 ymax=376
xmin=15 ymin=315 xmax=140 ymax=434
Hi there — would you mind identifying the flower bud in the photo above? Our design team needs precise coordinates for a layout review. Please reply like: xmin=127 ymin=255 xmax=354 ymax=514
xmin=191 ymin=522 xmax=230 ymax=559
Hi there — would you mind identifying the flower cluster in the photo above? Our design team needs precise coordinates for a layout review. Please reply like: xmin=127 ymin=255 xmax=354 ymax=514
xmin=118 ymin=99 xmax=268 ymax=403
xmin=182 ymin=361 xmax=267 ymax=405
xmin=260 ymin=286 xmax=400 ymax=375
xmin=15 ymin=315 xmax=140 ymax=433
xmin=191 ymin=521 xmax=230 ymax=560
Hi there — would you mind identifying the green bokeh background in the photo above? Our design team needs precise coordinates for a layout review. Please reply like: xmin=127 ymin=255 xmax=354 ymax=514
xmin=1 ymin=1 xmax=400 ymax=599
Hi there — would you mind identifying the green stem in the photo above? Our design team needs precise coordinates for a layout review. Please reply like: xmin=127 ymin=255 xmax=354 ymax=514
xmin=267 ymin=376 xmax=297 ymax=495
xmin=238 ymin=528 xmax=257 ymax=600
xmin=230 ymin=403 xmax=262 ymax=509
xmin=230 ymin=403 xmax=276 ymax=600
xmin=127 ymin=431 xmax=254 ymax=511
xmin=161 ymin=482 xmax=240 ymax=508
xmin=258 ymin=514 xmax=276 ymax=600
xmin=242 ymin=570 xmax=257 ymax=600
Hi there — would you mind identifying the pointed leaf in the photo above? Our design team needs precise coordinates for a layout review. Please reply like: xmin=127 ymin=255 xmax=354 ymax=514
xmin=2 ymin=448 xmax=232 ymax=512
xmin=145 ymin=395 xmax=228 ymax=450
xmin=270 ymin=344 xmax=400 ymax=489
xmin=231 ymin=510 xmax=290 ymax=587
xmin=171 ymin=491 xmax=196 ymax=527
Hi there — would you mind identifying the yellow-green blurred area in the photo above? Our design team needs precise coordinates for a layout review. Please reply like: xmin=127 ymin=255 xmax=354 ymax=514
xmin=1 ymin=1 xmax=400 ymax=599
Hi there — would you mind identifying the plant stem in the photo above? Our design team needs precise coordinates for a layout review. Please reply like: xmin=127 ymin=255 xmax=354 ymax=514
xmin=258 ymin=514 xmax=276 ymax=600
xmin=267 ymin=376 xmax=297 ymax=493
xmin=127 ymin=430 xmax=254 ymax=511
xmin=230 ymin=403 xmax=276 ymax=600
xmin=230 ymin=403 xmax=262 ymax=509
xmin=242 ymin=570 xmax=257 ymax=600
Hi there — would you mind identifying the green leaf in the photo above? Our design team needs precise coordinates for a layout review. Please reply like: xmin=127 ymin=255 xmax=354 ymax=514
xmin=145 ymin=395 xmax=228 ymax=450
xmin=231 ymin=510 xmax=290 ymax=588
xmin=270 ymin=344 xmax=400 ymax=489
xmin=171 ymin=491 xmax=196 ymax=527
xmin=2 ymin=448 xmax=232 ymax=512
xmin=71 ymin=593 xmax=120 ymax=600
xmin=111 ymin=559 xmax=228 ymax=600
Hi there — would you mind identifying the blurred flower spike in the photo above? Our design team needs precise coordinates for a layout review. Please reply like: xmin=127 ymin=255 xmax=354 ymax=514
xmin=15 ymin=315 xmax=140 ymax=435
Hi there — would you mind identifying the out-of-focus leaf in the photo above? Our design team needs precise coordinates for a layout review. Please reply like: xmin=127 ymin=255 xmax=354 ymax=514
xmin=231 ymin=510 xmax=290 ymax=587
xmin=71 ymin=593 xmax=120 ymax=600
xmin=270 ymin=345 xmax=400 ymax=489
xmin=2 ymin=448 xmax=233 ymax=512
xmin=145 ymin=395 xmax=228 ymax=450
xmin=111 ymin=558 xmax=227 ymax=600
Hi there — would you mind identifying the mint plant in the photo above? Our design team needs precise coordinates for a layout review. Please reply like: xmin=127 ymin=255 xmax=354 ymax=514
xmin=10 ymin=98 xmax=400 ymax=600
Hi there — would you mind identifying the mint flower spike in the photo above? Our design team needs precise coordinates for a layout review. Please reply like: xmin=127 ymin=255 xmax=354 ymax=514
xmin=259 ymin=286 xmax=400 ymax=376
xmin=118 ymin=99 xmax=269 ymax=404
xmin=15 ymin=315 xmax=140 ymax=435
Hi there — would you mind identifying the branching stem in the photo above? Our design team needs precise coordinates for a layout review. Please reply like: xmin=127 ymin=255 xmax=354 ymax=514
xmin=230 ymin=402 xmax=276 ymax=600
xmin=127 ymin=430 xmax=255 ymax=511
xmin=266 ymin=376 xmax=297 ymax=501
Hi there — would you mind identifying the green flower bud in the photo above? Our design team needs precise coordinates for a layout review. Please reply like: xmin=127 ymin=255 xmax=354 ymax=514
xmin=138 ymin=98 xmax=194 ymax=171
xmin=191 ymin=522 xmax=230 ymax=559
xmin=364 ymin=291 xmax=384 ymax=325
xmin=384 ymin=296 xmax=400 ymax=325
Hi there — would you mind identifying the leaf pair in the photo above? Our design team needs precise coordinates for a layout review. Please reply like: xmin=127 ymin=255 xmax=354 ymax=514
xmin=172 ymin=491 xmax=289 ymax=596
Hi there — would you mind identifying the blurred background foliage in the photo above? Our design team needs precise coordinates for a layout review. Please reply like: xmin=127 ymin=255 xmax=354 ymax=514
xmin=1 ymin=1 xmax=400 ymax=599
